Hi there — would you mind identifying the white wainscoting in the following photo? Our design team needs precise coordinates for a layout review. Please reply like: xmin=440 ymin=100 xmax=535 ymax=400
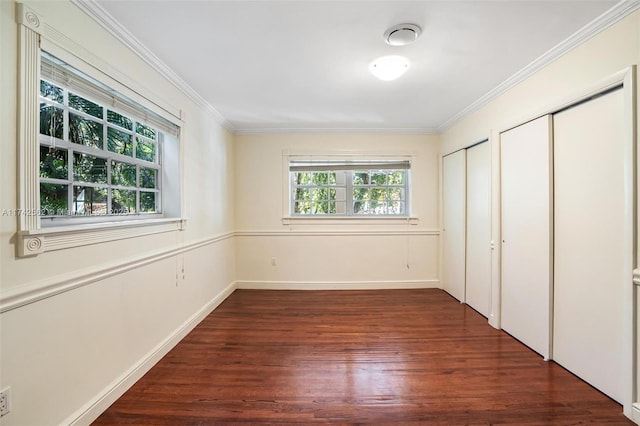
xmin=0 ymin=232 xmax=234 ymax=313
xmin=235 ymin=229 xmax=440 ymax=289
xmin=67 ymin=280 xmax=237 ymax=426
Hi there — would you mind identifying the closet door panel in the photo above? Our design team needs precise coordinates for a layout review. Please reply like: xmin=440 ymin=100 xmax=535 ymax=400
xmin=442 ymin=150 xmax=466 ymax=302
xmin=466 ymin=142 xmax=491 ymax=317
xmin=500 ymin=115 xmax=552 ymax=358
xmin=553 ymin=88 xmax=626 ymax=402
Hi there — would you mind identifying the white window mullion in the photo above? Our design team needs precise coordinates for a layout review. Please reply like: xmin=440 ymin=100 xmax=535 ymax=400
xmin=346 ymin=170 xmax=354 ymax=215
xmin=68 ymin=147 xmax=74 ymax=214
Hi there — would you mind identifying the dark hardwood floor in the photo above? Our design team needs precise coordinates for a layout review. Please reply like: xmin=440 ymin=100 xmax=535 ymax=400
xmin=93 ymin=289 xmax=633 ymax=425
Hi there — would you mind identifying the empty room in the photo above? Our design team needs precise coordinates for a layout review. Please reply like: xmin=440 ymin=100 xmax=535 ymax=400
xmin=1 ymin=0 xmax=639 ymax=424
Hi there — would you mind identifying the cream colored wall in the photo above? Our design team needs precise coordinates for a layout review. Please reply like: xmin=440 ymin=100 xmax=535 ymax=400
xmin=234 ymin=133 xmax=441 ymax=288
xmin=0 ymin=1 xmax=236 ymax=425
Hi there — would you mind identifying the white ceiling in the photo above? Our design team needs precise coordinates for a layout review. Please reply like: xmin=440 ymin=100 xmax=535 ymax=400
xmin=92 ymin=0 xmax=622 ymax=134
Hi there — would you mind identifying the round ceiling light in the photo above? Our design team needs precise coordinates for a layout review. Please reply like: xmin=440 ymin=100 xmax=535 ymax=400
xmin=383 ymin=23 xmax=422 ymax=46
xmin=369 ymin=55 xmax=410 ymax=81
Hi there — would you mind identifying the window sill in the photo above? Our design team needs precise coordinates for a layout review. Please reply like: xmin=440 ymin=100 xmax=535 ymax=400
xmin=282 ymin=216 xmax=419 ymax=226
xmin=17 ymin=217 xmax=187 ymax=257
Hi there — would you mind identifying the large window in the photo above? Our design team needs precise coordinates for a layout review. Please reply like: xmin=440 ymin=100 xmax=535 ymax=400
xmin=38 ymin=52 xmax=175 ymax=220
xmin=290 ymin=160 xmax=410 ymax=216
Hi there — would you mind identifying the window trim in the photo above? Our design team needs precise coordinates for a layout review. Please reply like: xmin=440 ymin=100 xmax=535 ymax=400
xmin=290 ymin=168 xmax=410 ymax=217
xmin=39 ymin=72 xmax=163 ymax=222
xmin=15 ymin=4 xmax=186 ymax=257
xmin=282 ymin=152 xmax=419 ymax=225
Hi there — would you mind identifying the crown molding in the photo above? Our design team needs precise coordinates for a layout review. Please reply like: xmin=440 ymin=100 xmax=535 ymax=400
xmin=438 ymin=0 xmax=640 ymax=133
xmin=234 ymin=126 xmax=438 ymax=135
xmin=70 ymin=0 xmax=236 ymax=133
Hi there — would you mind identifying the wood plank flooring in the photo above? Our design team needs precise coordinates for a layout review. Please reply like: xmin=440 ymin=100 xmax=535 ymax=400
xmin=93 ymin=289 xmax=633 ymax=425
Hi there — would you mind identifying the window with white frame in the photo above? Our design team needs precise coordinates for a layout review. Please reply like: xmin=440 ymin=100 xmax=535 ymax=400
xmin=290 ymin=160 xmax=410 ymax=216
xmin=38 ymin=52 xmax=178 ymax=221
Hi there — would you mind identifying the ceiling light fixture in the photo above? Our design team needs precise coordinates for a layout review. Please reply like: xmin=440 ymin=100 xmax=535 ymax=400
xmin=383 ymin=23 xmax=422 ymax=46
xmin=369 ymin=55 xmax=410 ymax=81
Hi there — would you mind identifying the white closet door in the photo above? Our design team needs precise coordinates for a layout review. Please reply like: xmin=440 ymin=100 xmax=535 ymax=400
xmin=442 ymin=150 xmax=466 ymax=302
xmin=553 ymin=88 xmax=626 ymax=403
xmin=500 ymin=115 xmax=552 ymax=358
xmin=465 ymin=142 xmax=491 ymax=317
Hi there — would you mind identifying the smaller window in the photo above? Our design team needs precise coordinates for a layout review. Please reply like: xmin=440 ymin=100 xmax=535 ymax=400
xmin=290 ymin=160 xmax=410 ymax=216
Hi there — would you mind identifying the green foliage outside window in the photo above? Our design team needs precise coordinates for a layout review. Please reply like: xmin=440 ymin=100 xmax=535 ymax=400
xmin=39 ymin=78 xmax=161 ymax=217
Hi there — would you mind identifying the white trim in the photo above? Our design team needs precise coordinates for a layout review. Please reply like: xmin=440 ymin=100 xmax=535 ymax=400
xmin=1 ymin=231 xmax=234 ymax=313
xmin=281 ymin=217 xmax=420 ymax=226
xmin=234 ymin=127 xmax=438 ymax=135
xmin=17 ymin=218 xmax=186 ymax=257
xmin=236 ymin=280 xmax=439 ymax=291
xmin=438 ymin=0 xmax=640 ymax=133
xmin=632 ymin=403 xmax=640 ymax=423
xmin=621 ymin=66 xmax=636 ymax=420
xmin=236 ymin=228 xmax=437 ymax=237
xmin=16 ymin=3 xmax=42 ymax=232
xmin=64 ymin=280 xmax=237 ymax=426
xmin=69 ymin=0 xmax=234 ymax=133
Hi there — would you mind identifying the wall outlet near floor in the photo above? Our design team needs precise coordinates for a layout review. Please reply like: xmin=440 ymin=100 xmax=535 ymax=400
xmin=271 ymin=257 xmax=277 ymax=266
xmin=0 ymin=387 xmax=10 ymax=417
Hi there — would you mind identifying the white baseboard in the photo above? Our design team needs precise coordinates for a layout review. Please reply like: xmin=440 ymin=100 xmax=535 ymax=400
xmin=631 ymin=403 xmax=640 ymax=424
xmin=65 ymin=280 xmax=237 ymax=426
xmin=236 ymin=279 xmax=439 ymax=290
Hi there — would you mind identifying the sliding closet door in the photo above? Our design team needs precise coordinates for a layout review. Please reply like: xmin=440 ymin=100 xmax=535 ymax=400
xmin=500 ymin=115 xmax=552 ymax=358
xmin=442 ymin=150 xmax=466 ymax=302
xmin=553 ymin=88 xmax=626 ymax=402
xmin=465 ymin=142 xmax=491 ymax=317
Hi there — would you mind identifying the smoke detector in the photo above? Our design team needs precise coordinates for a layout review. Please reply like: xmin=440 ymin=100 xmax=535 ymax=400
xmin=383 ymin=23 xmax=422 ymax=46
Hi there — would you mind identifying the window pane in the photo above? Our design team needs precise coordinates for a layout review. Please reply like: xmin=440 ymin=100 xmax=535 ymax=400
xmin=294 ymin=188 xmax=311 ymax=201
xmin=388 ymin=188 xmax=404 ymax=200
xmin=294 ymin=200 xmax=310 ymax=214
xmin=388 ymin=201 xmax=404 ymax=214
xmin=312 ymin=172 xmax=333 ymax=185
xmin=139 ymin=167 xmax=157 ymax=189
xmin=40 ymin=80 xmax=63 ymax=103
xmin=371 ymin=200 xmax=386 ymax=214
xmin=73 ymin=186 xmax=107 ymax=215
xmin=111 ymin=161 xmax=136 ymax=187
xmin=107 ymin=110 xmax=133 ymax=131
xmin=311 ymin=188 xmax=327 ymax=201
xmin=111 ymin=189 xmax=136 ymax=214
xmin=136 ymin=123 xmax=156 ymax=140
xmin=73 ymin=153 xmax=107 ymax=184
xmin=371 ymin=171 xmax=387 ymax=185
xmin=107 ymin=127 xmax=133 ymax=156
xmin=70 ymin=114 xmax=103 ymax=148
xmin=140 ymin=191 xmax=157 ymax=213
xmin=294 ymin=172 xmax=312 ymax=185
xmin=40 ymin=146 xmax=68 ymax=180
xmin=136 ymin=138 xmax=156 ymax=162
xmin=371 ymin=188 xmax=386 ymax=200
xmin=353 ymin=172 xmax=369 ymax=185
xmin=40 ymin=104 xmax=64 ymax=139
xmin=40 ymin=183 xmax=68 ymax=216
xmin=388 ymin=171 xmax=404 ymax=185
xmin=69 ymin=93 xmax=103 ymax=118
xmin=353 ymin=188 xmax=369 ymax=200
xmin=354 ymin=200 xmax=368 ymax=214
xmin=312 ymin=201 xmax=329 ymax=214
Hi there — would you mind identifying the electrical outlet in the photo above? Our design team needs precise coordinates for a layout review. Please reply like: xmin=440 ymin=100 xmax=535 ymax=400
xmin=0 ymin=387 xmax=10 ymax=417
xmin=271 ymin=257 xmax=277 ymax=266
